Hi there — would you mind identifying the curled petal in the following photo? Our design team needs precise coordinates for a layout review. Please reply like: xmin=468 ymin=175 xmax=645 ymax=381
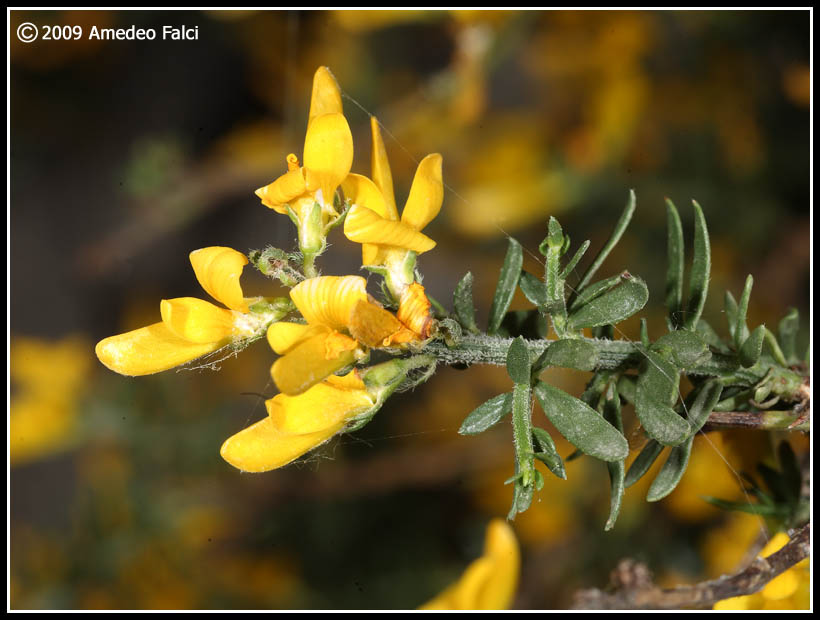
xmin=220 ymin=415 xmax=344 ymax=473
xmin=397 ymin=283 xmax=434 ymax=339
xmin=267 ymin=322 xmax=330 ymax=355
xmin=256 ymin=168 xmax=308 ymax=213
xmin=341 ymin=173 xmax=392 ymax=219
xmin=370 ymin=116 xmax=399 ymax=219
xmin=266 ymin=374 xmax=374 ymax=434
xmin=344 ymin=204 xmax=436 ymax=254
xmin=95 ymin=322 xmax=223 ymax=376
xmin=303 ymin=113 xmax=353 ymax=205
xmin=402 ymin=153 xmax=444 ymax=232
xmin=271 ymin=332 xmax=357 ymax=395
xmin=348 ymin=299 xmax=404 ymax=347
xmin=308 ymin=66 xmax=344 ymax=122
xmin=160 ymin=298 xmax=236 ymax=344
xmin=189 ymin=246 xmax=249 ymax=312
xmin=289 ymin=276 xmax=369 ymax=331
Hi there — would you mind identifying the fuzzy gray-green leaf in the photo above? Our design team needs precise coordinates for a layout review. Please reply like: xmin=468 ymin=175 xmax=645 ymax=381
xmin=603 ymin=383 xmax=625 ymax=531
xmin=506 ymin=337 xmax=531 ymax=384
xmin=534 ymin=382 xmax=628 ymax=462
xmin=576 ymin=189 xmax=636 ymax=292
xmin=665 ymin=198 xmax=685 ymax=329
xmin=534 ymin=339 xmax=599 ymax=373
xmin=739 ymin=324 xmax=765 ymax=368
xmin=488 ymin=238 xmax=523 ymax=335
xmin=568 ymin=273 xmax=624 ymax=313
xmin=684 ymin=379 xmax=723 ymax=435
xmin=777 ymin=308 xmax=799 ymax=362
xmin=683 ymin=201 xmax=710 ymax=330
xmin=647 ymin=437 xmax=693 ymax=502
xmin=652 ymin=330 xmax=710 ymax=369
xmin=532 ymin=427 xmax=566 ymax=480
xmin=567 ymin=275 xmax=648 ymax=329
xmin=725 ymin=290 xmax=739 ymax=342
xmin=454 ymin=271 xmax=478 ymax=333
xmin=635 ymin=352 xmax=690 ymax=445
xmin=519 ymin=270 xmax=549 ymax=309
xmin=459 ymin=392 xmax=513 ymax=435
xmin=624 ymin=439 xmax=664 ymax=487
xmin=735 ymin=275 xmax=754 ymax=348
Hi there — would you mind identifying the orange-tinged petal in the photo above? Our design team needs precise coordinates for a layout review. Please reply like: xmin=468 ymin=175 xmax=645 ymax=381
xmin=271 ymin=333 xmax=357 ymax=395
xmin=303 ymin=113 xmax=353 ymax=204
xmin=370 ymin=116 xmax=398 ymax=219
xmin=344 ymin=204 xmax=436 ymax=253
xmin=324 ymin=331 xmax=359 ymax=359
xmin=95 ymin=322 xmax=224 ymax=376
xmin=189 ymin=247 xmax=249 ymax=312
xmin=308 ymin=66 xmax=344 ymax=122
xmin=325 ymin=369 xmax=367 ymax=391
xmin=266 ymin=378 xmax=374 ymax=434
xmin=397 ymin=282 xmax=434 ymax=339
xmin=341 ymin=173 xmax=392 ymax=219
xmin=289 ymin=276 xmax=369 ymax=331
xmin=402 ymin=153 xmax=443 ymax=232
xmin=267 ymin=322 xmax=330 ymax=355
xmin=348 ymin=299 xmax=404 ymax=347
xmin=220 ymin=415 xmax=344 ymax=473
xmin=160 ymin=298 xmax=236 ymax=344
xmin=256 ymin=168 xmax=308 ymax=213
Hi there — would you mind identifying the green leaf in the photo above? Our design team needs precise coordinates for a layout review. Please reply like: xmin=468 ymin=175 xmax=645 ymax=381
xmin=532 ymin=427 xmax=566 ymax=480
xmin=602 ymin=383 xmax=625 ymax=531
xmin=652 ymin=330 xmax=711 ymax=369
xmin=453 ymin=272 xmax=478 ymax=333
xmin=696 ymin=319 xmax=731 ymax=354
xmin=665 ymin=198 xmax=685 ymax=330
xmin=777 ymin=308 xmax=799 ymax=362
xmin=519 ymin=270 xmax=549 ymax=309
xmin=567 ymin=274 xmax=649 ymax=330
xmin=640 ymin=318 xmax=650 ymax=348
xmin=511 ymin=383 xmax=535 ymax=488
xmin=739 ymin=325 xmax=765 ymax=368
xmin=533 ymin=339 xmax=599 ymax=373
xmin=568 ymin=273 xmax=624 ymax=313
xmin=559 ymin=240 xmax=591 ymax=280
xmin=635 ymin=352 xmax=690 ymax=445
xmin=506 ymin=337 xmax=531 ymax=384
xmin=702 ymin=496 xmax=785 ymax=517
xmin=488 ymin=238 xmax=523 ymax=335
xmin=735 ymin=275 xmax=753 ymax=349
xmin=459 ymin=392 xmax=513 ymax=435
xmin=647 ymin=437 xmax=693 ymax=502
xmin=534 ymin=382 xmax=628 ymax=461
xmin=576 ymin=190 xmax=636 ymax=293
xmin=616 ymin=374 xmax=637 ymax=404
xmin=724 ymin=290 xmax=739 ymax=342
xmin=683 ymin=200 xmax=710 ymax=330
xmin=624 ymin=440 xmax=664 ymax=487
xmin=683 ymin=379 xmax=723 ymax=434
xmin=508 ymin=476 xmax=534 ymax=519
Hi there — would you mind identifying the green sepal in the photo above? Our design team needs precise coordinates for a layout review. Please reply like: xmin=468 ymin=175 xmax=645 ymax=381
xmin=777 ymin=308 xmax=800 ymax=363
xmin=539 ymin=217 xmax=565 ymax=255
xmin=534 ymin=382 xmax=628 ymax=462
xmin=624 ymin=439 xmax=664 ymax=487
xmin=532 ymin=427 xmax=567 ymax=480
xmin=458 ymin=392 xmax=513 ymax=435
xmin=739 ymin=325 xmax=766 ymax=368
xmin=682 ymin=200 xmax=710 ymax=330
xmin=567 ymin=274 xmax=648 ymax=330
xmin=533 ymin=338 xmax=599 ymax=374
xmin=454 ymin=271 xmax=479 ymax=333
xmin=506 ymin=336 xmax=531 ymax=384
xmin=665 ymin=198 xmax=685 ymax=330
xmin=488 ymin=238 xmax=523 ymax=335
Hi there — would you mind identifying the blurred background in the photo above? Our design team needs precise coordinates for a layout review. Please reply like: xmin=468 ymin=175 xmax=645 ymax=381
xmin=10 ymin=9 xmax=810 ymax=610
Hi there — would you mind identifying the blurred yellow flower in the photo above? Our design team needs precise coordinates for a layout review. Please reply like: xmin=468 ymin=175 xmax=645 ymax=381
xmin=268 ymin=275 xmax=415 ymax=396
xmin=10 ymin=335 xmax=92 ymax=464
xmin=420 ymin=518 xmax=520 ymax=610
xmin=221 ymin=370 xmax=375 ymax=472
xmin=96 ymin=246 xmax=275 ymax=376
xmin=713 ymin=532 xmax=810 ymax=610
xmin=343 ymin=116 xmax=443 ymax=298
xmin=255 ymin=66 xmax=353 ymax=266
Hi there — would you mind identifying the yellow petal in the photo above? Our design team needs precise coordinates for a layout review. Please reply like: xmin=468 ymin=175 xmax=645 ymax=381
xmin=344 ymin=204 xmax=436 ymax=254
xmin=95 ymin=322 xmax=223 ymax=376
xmin=401 ymin=153 xmax=443 ymax=232
xmin=267 ymin=322 xmax=330 ymax=355
xmin=271 ymin=333 xmax=357 ymax=395
xmin=397 ymin=282 xmax=434 ymax=339
xmin=714 ymin=595 xmax=755 ymax=610
xmin=255 ymin=168 xmax=308 ymax=213
xmin=303 ymin=113 xmax=353 ymax=205
xmin=370 ymin=116 xmax=399 ymax=219
xmin=189 ymin=247 xmax=249 ymax=312
xmin=160 ymin=298 xmax=236 ymax=344
xmin=325 ymin=369 xmax=367 ymax=391
xmin=341 ymin=173 xmax=392 ymax=219
xmin=289 ymin=276 xmax=369 ymax=331
xmin=761 ymin=570 xmax=800 ymax=601
xmin=348 ymin=299 xmax=403 ymax=348
xmin=308 ymin=66 xmax=344 ymax=122
xmin=266 ymin=378 xmax=373 ymax=434
xmin=220 ymin=415 xmax=344 ymax=473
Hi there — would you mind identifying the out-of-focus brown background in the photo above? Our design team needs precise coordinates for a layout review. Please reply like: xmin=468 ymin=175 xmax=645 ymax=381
xmin=10 ymin=9 xmax=810 ymax=610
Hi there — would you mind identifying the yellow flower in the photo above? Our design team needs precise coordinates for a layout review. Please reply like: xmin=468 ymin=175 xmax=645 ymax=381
xmin=267 ymin=275 xmax=415 ymax=395
xmin=96 ymin=247 xmax=280 ymax=376
xmin=713 ymin=532 xmax=810 ymax=610
xmin=255 ymin=67 xmax=353 ymax=261
xmin=342 ymin=116 xmax=443 ymax=298
xmin=220 ymin=370 xmax=375 ymax=472
xmin=420 ymin=519 xmax=520 ymax=610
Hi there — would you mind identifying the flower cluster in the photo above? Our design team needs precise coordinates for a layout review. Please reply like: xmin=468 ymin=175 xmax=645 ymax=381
xmin=95 ymin=66 xmax=444 ymax=473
